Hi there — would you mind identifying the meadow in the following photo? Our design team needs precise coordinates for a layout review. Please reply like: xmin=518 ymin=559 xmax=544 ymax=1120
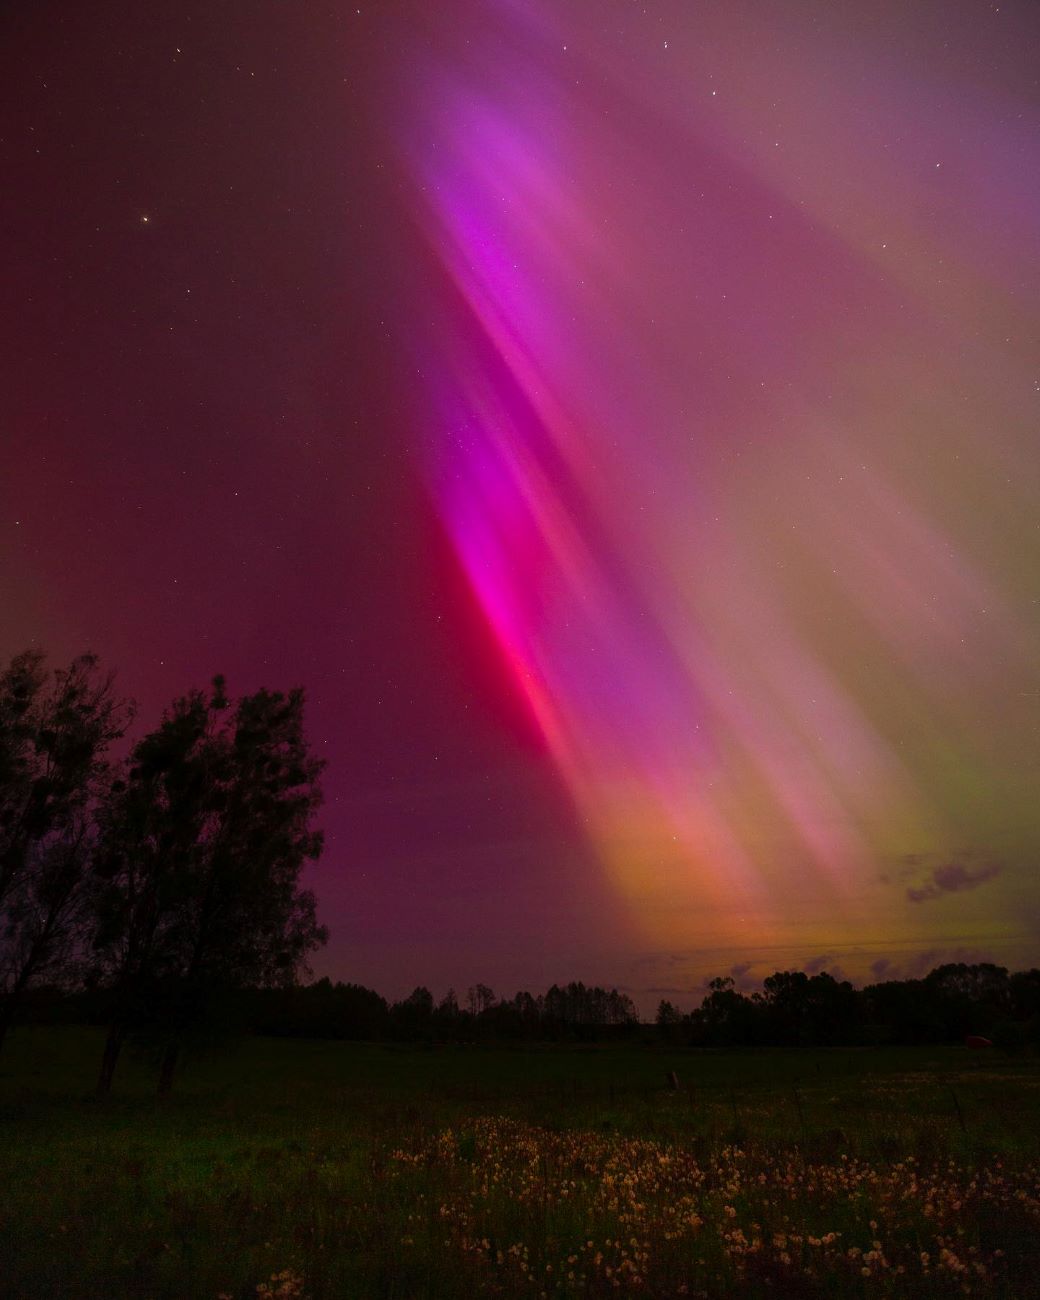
xmin=1 ymin=1029 xmax=1038 ymax=1298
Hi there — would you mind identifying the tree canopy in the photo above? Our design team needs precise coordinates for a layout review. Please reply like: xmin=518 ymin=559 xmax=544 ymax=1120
xmin=92 ymin=676 xmax=327 ymax=1092
xmin=0 ymin=649 xmax=328 ymax=1094
xmin=0 ymin=651 xmax=130 ymax=1047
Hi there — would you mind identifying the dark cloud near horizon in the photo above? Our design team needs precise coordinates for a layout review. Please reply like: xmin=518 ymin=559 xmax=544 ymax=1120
xmin=803 ymin=954 xmax=849 ymax=981
xmin=869 ymin=945 xmax=996 ymax=983
xmin=906 ymin=860 xmax=1002 ymax=904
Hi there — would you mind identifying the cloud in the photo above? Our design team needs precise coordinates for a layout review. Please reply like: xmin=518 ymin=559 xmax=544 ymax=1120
xmin=867 ymin=945 xmax=997 ymax=982
xmin=803 ymin=953 xmax=849 ymax=981
xmin=719 ymin=962 xmax=760 ymax=992
xmin=906 ymin=859 xmax=1002 ymax=903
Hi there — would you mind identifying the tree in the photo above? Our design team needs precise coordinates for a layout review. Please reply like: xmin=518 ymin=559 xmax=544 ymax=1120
xmin=511 ymin=989 xmax=540 ymax=1034
xmin=0 ymin=651 xmax=46 ymax=911
xmin=863 ymin=977 xmax=943 ymax=1045
xmin=467 ymin=983 xmax=496 ymax=1016
xmin=90 ymin=677 xmax=326 ymax=1094
xmin=757 ymin=970 xmax=861 ymax=1046
xmin=656 ymin=998 xmax=683 ymax=1043
xmin=926 ymin=962 xmax=1010 ymax=1036
xmin=694 ymin=977 xmax=759 ymax=1046
xmin=435 ymin=987 xmax=462 ymax=1038
xmin=605 ymin=988 xmax=638 ymax=1026
xmin=0 ymin=651 xmax=129 ymax=1049
xmin=393 ymin=986 xmax=434 ymax=1038
xmin=1010 ymin=969 xmax=1040 ymax=1020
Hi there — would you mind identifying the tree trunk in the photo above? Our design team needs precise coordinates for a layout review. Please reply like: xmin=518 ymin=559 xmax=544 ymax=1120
xmin=0 ymin=956 xmax=39 ymax=1055
xmin=96 ymin=1023 xmax=126 ymax=1096
xmin=157 ymin=1040 xmax=180 ymax=1096
xmin=0 ymin=999 xmax=14 ymax=1054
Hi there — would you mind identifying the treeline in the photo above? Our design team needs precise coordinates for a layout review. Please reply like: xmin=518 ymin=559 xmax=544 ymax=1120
xmin=232 ymin=964 xmax=1040 ymax=1047
xmin=0 ymin=650 xmax=325 ymax=1094
xmin=26 ymin=962 xmax=1037 ymax=1052
xmin=20 ymin=978 xmax=641 ymax=1044
xmin=242 ymin=979 xmax=640 ymax=1042
xmin=656 ymin=965 xmax=1040 ymax=1050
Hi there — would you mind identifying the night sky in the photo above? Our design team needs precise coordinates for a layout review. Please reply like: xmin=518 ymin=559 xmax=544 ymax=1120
xmin=3 ymin=0 xmax=1038 ymax=1010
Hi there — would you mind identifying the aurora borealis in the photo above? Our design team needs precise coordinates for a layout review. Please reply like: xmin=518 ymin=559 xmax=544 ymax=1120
xmin=3 ymin=0 xmax=1038 ymax=1007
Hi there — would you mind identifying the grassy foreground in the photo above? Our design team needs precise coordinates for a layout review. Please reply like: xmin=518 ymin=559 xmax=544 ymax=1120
xmin=1 ymin=1029 xmax=1038 ymax=1298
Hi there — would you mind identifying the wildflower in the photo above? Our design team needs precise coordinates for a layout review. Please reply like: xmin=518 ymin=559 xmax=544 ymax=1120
xmin=256 ymin=1272 xmax=307 ymax=1300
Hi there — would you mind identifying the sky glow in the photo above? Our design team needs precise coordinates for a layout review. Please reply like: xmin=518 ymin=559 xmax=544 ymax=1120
xmin=3 ymin=0 xmax=1038 ymax=1006
xmin=398 ymin=0 xmax=1040 ymax=982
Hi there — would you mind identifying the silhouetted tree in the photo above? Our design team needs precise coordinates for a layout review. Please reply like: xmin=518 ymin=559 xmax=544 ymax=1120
xmin=467 ymin=983 xmax=496 ymax=1016
xmin=512 ymin=989 xmax=540 ymax=1034
xmin=90 ymin=677 xmax=326 ymax=1094
xmin=433 ymin=987 xmax=463 ymax=1039
xmin=239 ymin=979 xmax=389 ymax=1039
xmin=862 ymin=977 xmax=941 ymax=1044
xmin=925 ymin=962 xmax=1010 ymax=1037
xmin=333 ymin=981 xmax=390 ymax=1038
xmin=0 ymin=651 xmax=129 ymax=1049
xmin=691 ymin=977 xmax=754 ymax=1045
xmin=655 ymin=998 xmax=683 ymax=1042
xmin=606 ymin=989 xmax=639 ymax=1025
xmin=1010 ymin=969 xmax=1040 ymax=1021
xmin=393 ymin=986 xmax=434 ymax=1037
xmin=756 ymin=971 xmax=861 ymax=1046
xmin=536 ymin=981 xmax=637 ymax=1038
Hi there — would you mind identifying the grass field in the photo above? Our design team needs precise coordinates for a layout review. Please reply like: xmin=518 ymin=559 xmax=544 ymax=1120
xmin=1 ymin=1029 xmax=1038 ymax=1298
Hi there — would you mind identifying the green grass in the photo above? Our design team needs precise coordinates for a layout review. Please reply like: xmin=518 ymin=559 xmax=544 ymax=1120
xmin=1 ymin=1029 xmax=1038 ymax=1298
